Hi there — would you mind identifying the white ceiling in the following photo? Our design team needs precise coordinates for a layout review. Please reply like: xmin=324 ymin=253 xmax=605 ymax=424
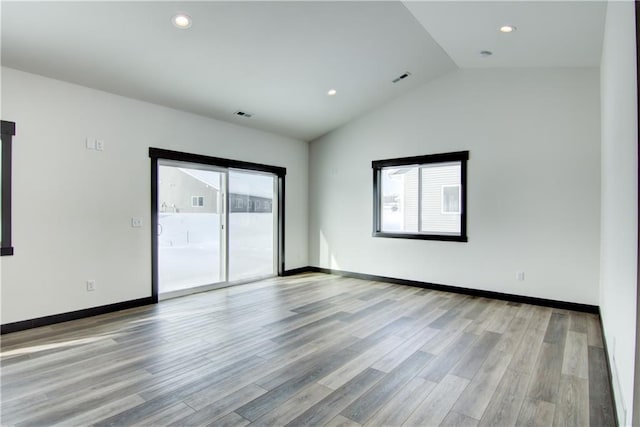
xmin=405 ymin=1 xmax=607 ymax=68
xmin=1 ymin=1 xmax=606 ymax=142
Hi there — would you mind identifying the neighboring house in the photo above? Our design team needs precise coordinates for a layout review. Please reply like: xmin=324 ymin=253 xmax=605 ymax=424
xmin=229 ymin=193 xmax=273 ymax=213
xmin=158 ymin=167 xmax=220 ymax=214
xmin=417 ymin=162 xmax=461 ymax=235
xmin=392 ymin=163 xmax=461 ymax=234
xmin=159 ymin=167 xmax=273 ymax=215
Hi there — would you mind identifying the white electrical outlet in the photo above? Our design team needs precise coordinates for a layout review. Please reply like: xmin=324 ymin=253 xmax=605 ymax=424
xmin=516 ymin=271 xmax=525 ymax=281
xmin=86 ymin=280 xmax=96 ymax=292
xmin=95 ymin=139 xmax=104 ymax=151
xmin=131 ymin=217 xmax=142 ymax=228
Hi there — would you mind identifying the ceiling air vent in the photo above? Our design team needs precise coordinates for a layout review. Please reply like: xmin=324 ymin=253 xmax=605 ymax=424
xmin=234 ymin=111 xmax=253 ymax=118
xmin=392 ymin=72 xmax=411 ymax=84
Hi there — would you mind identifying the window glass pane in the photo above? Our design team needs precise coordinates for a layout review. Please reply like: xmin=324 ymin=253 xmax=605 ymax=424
xmin=442 ymin=185 xmax=460 ymax=214
xmin=381 ymin=166 xmax=419 ymax=233
xmin=228 ymin=170 xmax=275 ymax=282
xmin=158 ymin=165 xmax=225 ymax=293
xmin=0 ymin=138 xmax=2 ymax=244
xmin=420 ymin=162 xmax=461 ymax=235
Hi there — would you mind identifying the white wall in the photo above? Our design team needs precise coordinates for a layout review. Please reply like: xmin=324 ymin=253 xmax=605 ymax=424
xmin=599 ymin=1 xmax=638 ymax=425
xmin=309 ymin=68 xmax=601 ymax=305
xmin=0 ymin=67 xmax=308 ymax=324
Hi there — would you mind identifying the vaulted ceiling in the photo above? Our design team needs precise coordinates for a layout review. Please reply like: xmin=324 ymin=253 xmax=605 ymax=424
xmin=1 ymin=1 xmax=607 ymax=141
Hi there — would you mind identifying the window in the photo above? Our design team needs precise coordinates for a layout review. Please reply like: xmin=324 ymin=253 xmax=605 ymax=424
xmin=441 ymin=185 xmax=461 ymax=214
xmin=1 ymin=121 xmax=15 ymax=256
xmin=372 ymin=151 xmax=468 ymax=242
xmin=191 ymin=196 xmax=204 ymax=207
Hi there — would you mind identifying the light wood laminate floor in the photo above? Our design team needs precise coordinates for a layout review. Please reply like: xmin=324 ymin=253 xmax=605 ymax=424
xmin=1 ymin=273 xmax=615 ymax=426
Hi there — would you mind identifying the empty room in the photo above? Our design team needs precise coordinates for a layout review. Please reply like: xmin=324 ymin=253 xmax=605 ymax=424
xmin=0 ymin=1 xmax=637 ymax=426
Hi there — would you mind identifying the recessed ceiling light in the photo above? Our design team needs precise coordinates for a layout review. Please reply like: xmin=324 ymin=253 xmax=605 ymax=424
xmin=327 ymin=89 xmax=337 ymax=96
xmin=172 ymin=13 xmax=192 ymax=29
xmin=480 ymin=50 xmax=493 ymax=57
xmin=499 ymin=25 xmax=516 ymax=33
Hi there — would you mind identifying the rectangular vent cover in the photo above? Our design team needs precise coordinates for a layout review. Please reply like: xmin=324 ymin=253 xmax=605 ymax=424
xmin=392 ymin=72 xmax=411 ymax=83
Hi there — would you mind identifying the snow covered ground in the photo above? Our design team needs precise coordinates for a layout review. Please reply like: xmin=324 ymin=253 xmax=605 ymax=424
xmin=158 ymin=212 xmax=274 ymax=293
xmin=381 ymin=206 xmax=404 ymax=231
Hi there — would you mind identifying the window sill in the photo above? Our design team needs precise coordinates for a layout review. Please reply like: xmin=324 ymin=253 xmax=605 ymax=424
xmin=372 ymin=232 xmax=467 ymax=242
xmin=1 ymin=246 xmax=14 ymax=256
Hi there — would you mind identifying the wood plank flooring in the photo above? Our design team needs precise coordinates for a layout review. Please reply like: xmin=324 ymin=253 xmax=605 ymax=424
xmin=0 ymin=273 xmax=616 ymax=426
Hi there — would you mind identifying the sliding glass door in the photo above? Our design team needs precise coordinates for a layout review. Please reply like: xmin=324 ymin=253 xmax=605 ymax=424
xmin=157 ymin=161 xmax=226 ymax=295
xmin=228 ymin=170 xmax=277 ymax=282
xmin=152 ymin=151 xmax=283 ymax=300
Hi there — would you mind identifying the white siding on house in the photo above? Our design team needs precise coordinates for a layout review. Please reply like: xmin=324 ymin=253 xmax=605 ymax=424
xmin=158 ymin=166 xmax=220 ymax=214
xmin=382 ymin=162 xmax=462 ymax=235
xmin=421 ymin=162 xmax=461 ymax=234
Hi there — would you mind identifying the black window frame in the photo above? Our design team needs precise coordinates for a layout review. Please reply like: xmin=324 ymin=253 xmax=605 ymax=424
xmin=372 ymin=150 xmax=469 ymax=242
xmin=1 ymin=120 xmax=15 ymax=256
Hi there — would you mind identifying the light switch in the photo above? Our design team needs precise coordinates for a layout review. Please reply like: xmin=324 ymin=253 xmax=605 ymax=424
xmin=86 ymin=137 xmax=96 ymax=150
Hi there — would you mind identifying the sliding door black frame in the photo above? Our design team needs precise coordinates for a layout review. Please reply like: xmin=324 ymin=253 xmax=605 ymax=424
xmin=634 ymin=2 xmax=640 ymax=426
xmin=1 ymin=121 xmax=16 ymax=256
xmin=149 ymin=147 xmax=286 ymax=302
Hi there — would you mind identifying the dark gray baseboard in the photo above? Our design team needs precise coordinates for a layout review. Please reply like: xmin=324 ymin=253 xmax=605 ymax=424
xmin=1 ymin=297 xmax=155 ymax=334
xmin=303 ymin=266 xmax=599 ymax=314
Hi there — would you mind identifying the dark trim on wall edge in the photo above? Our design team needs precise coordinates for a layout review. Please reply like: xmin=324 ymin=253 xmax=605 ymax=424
xmin=1 ymin=120 xmax=16 ymax=256
xmin=150 ymin=156 xmax=159 ymax=303
xmin=1 ymin=267 xmax=600 ymax=330
xmin=635 ymin=1 xmax=640 ymax=426
xmin=599 ymin=308 xmax=621 ymax=427
xmin=371 ymin=150 xmax=469 ymax=168
xmin=149 ymin=147 xmax=286 ymax=177
xmin=302 ymin=266 xmax=599 ymax=313
xmin=1 ymin=297 xmax=155 ymax=334
xmin=282 ymin=266 xmax=314 ymax=276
